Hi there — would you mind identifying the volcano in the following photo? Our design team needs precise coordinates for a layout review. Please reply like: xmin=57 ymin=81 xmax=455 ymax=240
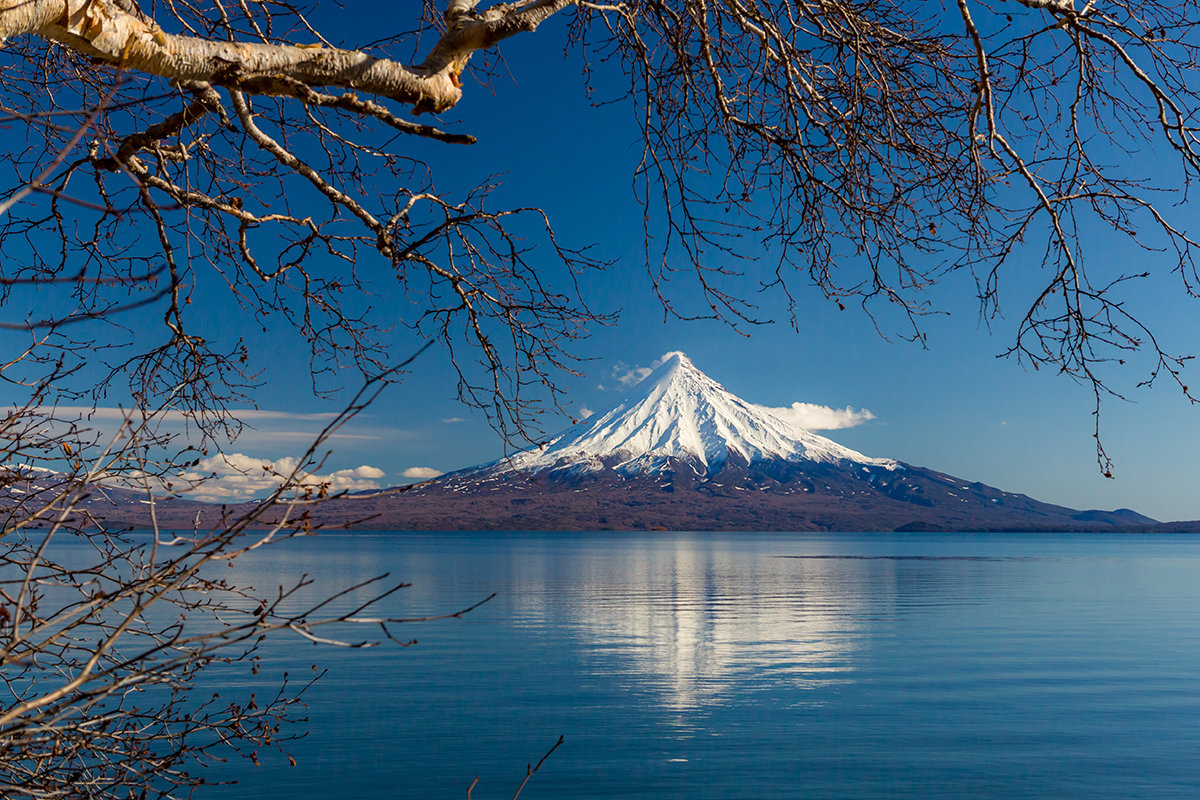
xmin=332 ymin=353 xmax=1156 ymax=532
xmin=459 ymin=352 xmax=895 ymax=482
xmin=45 ymin=353 xmax=1158 ymax=532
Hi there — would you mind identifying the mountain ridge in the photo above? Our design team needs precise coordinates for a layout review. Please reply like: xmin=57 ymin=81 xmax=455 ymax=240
xmin=451 ymin=351 xmax=894 ymax=484
xmin=5 ymin=352 xmax=1170 ymax=532
xmin=344 ymin=352 xmax=1159 ymax=532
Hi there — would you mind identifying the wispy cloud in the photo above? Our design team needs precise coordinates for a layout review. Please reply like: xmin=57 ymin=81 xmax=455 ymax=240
xmin=611 ymin=351 xmax=687 ymax=387
xmin=21 ymin=405 xmax=387 ymax=446
xmin=441 ymin=417 xmax=467 ymax=424
xmin=754 ymin=402 xmax=876 ymax=431
xmin=232 ymin=430 xmax=380 ymax=442
xmin=33 ymin=406 xmax=342 ymax=423
xmin=611 ymin=362 xmax=652 ymax=387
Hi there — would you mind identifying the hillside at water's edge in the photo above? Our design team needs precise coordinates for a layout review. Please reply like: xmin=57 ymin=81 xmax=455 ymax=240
xmin=8 ymin=353 xmax=1179 ymax=532
xmin=297 ymin=469 xmax=1159 ymax=533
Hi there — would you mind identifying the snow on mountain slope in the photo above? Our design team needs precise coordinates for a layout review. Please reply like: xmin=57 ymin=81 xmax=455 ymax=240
xmin=470 ymin=352 xmax=896 ymax=480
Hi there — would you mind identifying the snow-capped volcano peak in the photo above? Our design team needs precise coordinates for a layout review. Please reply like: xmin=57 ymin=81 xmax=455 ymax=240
xmin=478 ymin=351 xmax=895 ymax=480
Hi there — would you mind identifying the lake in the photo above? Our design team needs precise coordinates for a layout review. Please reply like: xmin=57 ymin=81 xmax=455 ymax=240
xmin=197 ymin=531 xmax=1200 ymax=798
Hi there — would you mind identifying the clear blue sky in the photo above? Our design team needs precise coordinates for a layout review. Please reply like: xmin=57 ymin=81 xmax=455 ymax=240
xmin=3 ymin=6 xmax=1199 ymax=520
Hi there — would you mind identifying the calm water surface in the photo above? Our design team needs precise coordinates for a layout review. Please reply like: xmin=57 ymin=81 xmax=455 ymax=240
xmin=194 ymin=531 xmax=1200 ymax=798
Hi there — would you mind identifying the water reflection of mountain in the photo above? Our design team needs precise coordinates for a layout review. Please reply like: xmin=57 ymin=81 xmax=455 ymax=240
xmin=507 ymin=539 xmax=902 ymax=711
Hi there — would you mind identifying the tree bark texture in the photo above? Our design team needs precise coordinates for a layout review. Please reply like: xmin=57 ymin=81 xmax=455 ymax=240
xmin=0 ymin=0 xmax=466 ymax=111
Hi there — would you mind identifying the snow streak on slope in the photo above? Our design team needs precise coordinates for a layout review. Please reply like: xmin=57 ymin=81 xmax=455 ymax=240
xmin=478 ymin=352 xmax=896 ymax=479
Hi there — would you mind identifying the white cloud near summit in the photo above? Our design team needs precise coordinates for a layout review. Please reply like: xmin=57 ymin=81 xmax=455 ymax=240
xmin=754 ymin=402 xmax=876 ymax=431
xmin=612 ymin=351 xmax=688 ymax=387
xmin=606 ymin=352 xmax=877 ymax=431
xmin=612 ymin=362 xmax=653 ymax=387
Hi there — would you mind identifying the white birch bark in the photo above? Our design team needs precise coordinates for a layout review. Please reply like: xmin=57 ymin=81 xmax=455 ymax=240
xmin=0 ymin=0 xmax=575 ymax=113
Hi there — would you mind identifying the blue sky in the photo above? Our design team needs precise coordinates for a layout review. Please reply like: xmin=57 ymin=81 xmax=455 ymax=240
xmin=3 ymin=6 xmax=1200 ymax=520
xmin=227 ymin=13 xmax=1200 ymax=522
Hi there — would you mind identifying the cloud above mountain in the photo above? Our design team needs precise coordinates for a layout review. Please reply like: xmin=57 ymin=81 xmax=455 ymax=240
xmin=754 ymin=402 xmax=876 ymax=431
xmin=607 ymin=353 xmax=877 ymax=432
